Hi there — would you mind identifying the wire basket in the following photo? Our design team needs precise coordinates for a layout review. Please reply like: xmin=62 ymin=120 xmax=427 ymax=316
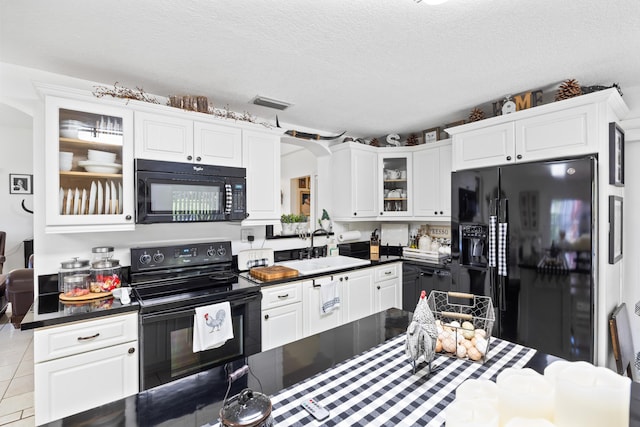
xmin=426 ymin=291 xmax=495 ymax=363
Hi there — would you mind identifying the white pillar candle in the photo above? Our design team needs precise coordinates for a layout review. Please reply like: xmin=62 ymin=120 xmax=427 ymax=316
xmin=456 ymin=379 xmax=499 ymax=408
xmin=445 ymin=399 xmax=499 ymax=427
xmin=496 ymin=368 xmax=554 ymax=426
xmin=504 ymin=417 xmax=556 ymax=427
xmin=548 ymin=361 xmax=631 ymax=427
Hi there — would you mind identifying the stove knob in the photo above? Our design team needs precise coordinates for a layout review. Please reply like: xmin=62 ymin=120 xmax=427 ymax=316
xmin=153 ymin=252 xmax=165 ymax=263
xmin=207 ymin=247 xmax=215 ymax=257
xmin=217 ymin=246 xmax=226 ymax=257
xmin=139 ymin=253 xmax=152 ymax=264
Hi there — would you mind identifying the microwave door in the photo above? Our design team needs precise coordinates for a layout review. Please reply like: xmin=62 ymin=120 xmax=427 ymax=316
xmin=140 ymin=174 xmax=227 ymax=223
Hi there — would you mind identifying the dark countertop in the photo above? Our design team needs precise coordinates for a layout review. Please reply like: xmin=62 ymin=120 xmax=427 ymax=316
xmin=41 ymin=308 xmax=640 ymax=427
xmin=20 ymin=292 xmax=139 ymax=330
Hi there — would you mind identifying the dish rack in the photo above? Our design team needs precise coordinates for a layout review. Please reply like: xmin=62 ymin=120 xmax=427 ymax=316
xmin=402 ymin=247 xmax=448 ymax=262
xmin=426 ymin=291 xmax=495 ymax=363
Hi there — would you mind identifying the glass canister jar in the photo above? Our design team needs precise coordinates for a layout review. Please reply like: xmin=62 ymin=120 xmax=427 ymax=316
xmin=58 ymin=258 xmax=90 ymax=292
xmin=61 ymin=274 xmax=90 ymax=298
xmin=91 ymin=246 xmax=115 ymax=264
xmin=90 ymin=258 xmax=122 ymax=293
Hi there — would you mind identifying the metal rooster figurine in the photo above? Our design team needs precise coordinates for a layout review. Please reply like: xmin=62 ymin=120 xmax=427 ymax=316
xmin=406 ymin=290 xmax=438 ymax=374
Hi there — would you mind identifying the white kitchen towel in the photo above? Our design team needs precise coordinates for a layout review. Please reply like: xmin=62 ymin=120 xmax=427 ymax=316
xmin=498 ymin=222 xmax=508 ymax=277
xmin=488 ymin=216 xmax=497 ymax=267
xmin=320 ymin=281 xmax=340 ymax=315
xmin=193 ymin=301 xmax=233 ymax=352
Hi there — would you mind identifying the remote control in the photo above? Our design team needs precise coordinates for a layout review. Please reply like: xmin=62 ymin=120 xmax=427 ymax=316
xmin=301 ymin=397 xmax=330 ymax=421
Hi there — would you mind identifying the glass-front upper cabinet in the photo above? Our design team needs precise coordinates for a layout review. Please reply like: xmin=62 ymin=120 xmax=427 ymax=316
xmin=378 ymin=152 xmax=412 ymax=217
xmin=44 ymin=95 xmax=134 ymax=233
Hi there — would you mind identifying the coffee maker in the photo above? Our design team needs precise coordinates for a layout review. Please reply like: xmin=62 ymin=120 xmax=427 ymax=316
xmin=460 ymin=223 xmax=488 ymax=268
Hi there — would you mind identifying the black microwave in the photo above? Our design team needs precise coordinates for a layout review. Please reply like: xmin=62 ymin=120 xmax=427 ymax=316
xmin=135 ymin=159 xmax=247 ymax=224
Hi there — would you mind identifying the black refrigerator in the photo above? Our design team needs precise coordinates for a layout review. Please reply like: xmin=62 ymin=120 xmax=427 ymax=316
xmin=450 ymin=156 xmax=595 ymax=362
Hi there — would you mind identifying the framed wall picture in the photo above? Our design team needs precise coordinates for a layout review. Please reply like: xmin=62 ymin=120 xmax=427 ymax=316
xmin=609 ymin=195 xmax=623 ymax=264
xmin=298 ymin=189 xmax=311 ymax=217
xmin=9 ymin=173 xmax=32 ymax=195
xmin=609 ymin=122 xmax=624 ymax=186
xmin=422 ymin=127 xmax=440 ymax=144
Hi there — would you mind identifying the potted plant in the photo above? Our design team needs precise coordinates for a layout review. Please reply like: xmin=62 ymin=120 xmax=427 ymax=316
xmin=318 ymin=209 xmax=331 ymax=231
xmin=281 ymin=213 xmax=308 ymax=235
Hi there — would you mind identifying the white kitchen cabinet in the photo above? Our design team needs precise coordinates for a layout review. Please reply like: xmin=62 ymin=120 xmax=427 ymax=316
xmin=341 ymin=269 xmax=375 ymax=323
xmin=379 ymin=151 xmax=413 ymax=217
xmin=450 ymin=96 xmax=600 ymax=171
xmin=373 ymin=263 xmax=402 ymax=312
xmin=43 ymin=93 xmax=135 ymax=233
xmin=242 ymin=130 xmax=282 ymax=222
xmin=330 ymin=142 xmax=378 ymax=219
xmin=413 ymin=141 xmax=452 ymax=219
xmin=261 ymin=281 xmax=305 ymax=351
xmin=34 ymin=312 xmax=139 ymax=425
xmin=134 ymin=111 xmax=243 ymax=166
xmin=303 ymin=276 xmax=344 ymax=336
xmin=262 ymin=303 xmax=303 ymax=351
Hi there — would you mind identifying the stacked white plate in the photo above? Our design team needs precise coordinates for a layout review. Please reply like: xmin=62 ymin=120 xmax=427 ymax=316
xmin=60 ymin=180 xmax=123 ymax=215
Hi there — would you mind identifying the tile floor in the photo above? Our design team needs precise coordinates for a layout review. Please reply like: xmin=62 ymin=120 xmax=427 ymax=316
xmin=0 ymin=308 xmax=34 ymax=427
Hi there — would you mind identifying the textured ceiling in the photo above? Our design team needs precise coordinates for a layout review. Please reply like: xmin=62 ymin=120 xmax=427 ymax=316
xmin=1 ymin=0 xmax=639 ymax=138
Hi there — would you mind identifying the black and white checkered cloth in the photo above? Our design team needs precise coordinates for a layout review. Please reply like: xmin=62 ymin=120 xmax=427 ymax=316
xmin=246 ymin=258 xmax=269 ymax=269
xmin=498 ymin=222 xmax=508 ymax=276
xmin=488 ymin=216 xmax=497 ymax=268
xmin=270 ymin=334 xmax=535 ymax=426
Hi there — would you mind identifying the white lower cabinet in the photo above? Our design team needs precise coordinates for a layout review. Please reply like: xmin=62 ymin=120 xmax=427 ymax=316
xmin=261 ymin=281 xmax=305 ymax=351
xmin=34 ymin=312 xmax=139 ymax=425
xmin=341 ymin=269 xmax=375 ymax=323
xmin=302 ymin=277 xmax=344 ymax=336
xmin=374 ymin=263 xmax=402 ymax=312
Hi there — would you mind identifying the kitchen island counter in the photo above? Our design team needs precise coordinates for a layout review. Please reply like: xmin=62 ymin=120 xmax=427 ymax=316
xmin=41 ymin=308 xmax=640 ymax=426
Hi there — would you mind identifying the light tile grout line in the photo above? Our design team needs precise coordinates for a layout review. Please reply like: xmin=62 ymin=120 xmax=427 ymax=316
xmin=0 ymin=310 xmax=35 ymax=423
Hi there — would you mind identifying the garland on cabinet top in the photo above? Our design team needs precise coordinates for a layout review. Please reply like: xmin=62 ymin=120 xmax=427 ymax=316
xmin=343 ymin=79 xmax=622 ymax=148
xmin=92 ymin=82 xmax=272 ymax=128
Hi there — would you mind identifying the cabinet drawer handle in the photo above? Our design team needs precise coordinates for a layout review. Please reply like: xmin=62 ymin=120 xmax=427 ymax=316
xmin=77 ymin=333 xmax=100 ymax=341
xmin=196 ymin=156 xmax=202 ymax=162
xmin=277 ymin=294 xmax=289 ymax=298
xmin=517 ymin=154 xmax=522 ymax=160
xmin=128 ymin=347 xmax=135 ymax=354
xmin=385 ymin=271 xmax=392 ymax=275
xmin=377 ymin=285 xmax=380 ymax=290
xmin=506 ymin=156 xmax=512 ymax=161
xmin=264 ymin=314 xmax=269 ymax=320
xmin=187 ymin=155 xmax=193 ymax=161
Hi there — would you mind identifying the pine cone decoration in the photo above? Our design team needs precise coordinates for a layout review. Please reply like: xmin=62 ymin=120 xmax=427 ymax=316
xmin=555 ymin=79 xmax=583 ymax=101
xmin=468 ymin=107 xmax=486 ymax=122
xmin=406 ymin=134 xmax=419 ymax=146
xmin=369 ymin=137 xmax=380 ymax=147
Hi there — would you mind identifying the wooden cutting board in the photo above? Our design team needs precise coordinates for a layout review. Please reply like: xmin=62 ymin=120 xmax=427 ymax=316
xmin=249 ymin=265 xmax=299 ymax=281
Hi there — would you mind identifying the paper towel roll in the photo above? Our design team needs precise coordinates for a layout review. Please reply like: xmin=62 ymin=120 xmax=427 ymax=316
xmin=337 ymin=231 xmax=362 ymax=242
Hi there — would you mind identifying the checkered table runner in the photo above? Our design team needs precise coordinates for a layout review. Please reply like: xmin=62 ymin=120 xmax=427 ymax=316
xmin=270 ymin=334 xmax=535 ymax=426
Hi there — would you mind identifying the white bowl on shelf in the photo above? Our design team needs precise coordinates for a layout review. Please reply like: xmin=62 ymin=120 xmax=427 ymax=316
xmin=78 ymin=160 xmax=122 ymax=174
xmin=59 ymin=151 xmax=73 ymax=171
xmin=87 ymin=149 xmax=117 ymax=163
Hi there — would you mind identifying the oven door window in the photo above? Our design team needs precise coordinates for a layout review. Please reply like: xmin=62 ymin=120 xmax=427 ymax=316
xmin=141 ymin=307 xmax=244 ymax=390
xmin=147 ymin=178 xmax=226 ymax=222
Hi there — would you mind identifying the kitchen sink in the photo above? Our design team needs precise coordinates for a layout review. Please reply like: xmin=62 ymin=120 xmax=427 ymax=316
xmin=276 ymin=255 xmax=370 ymax=275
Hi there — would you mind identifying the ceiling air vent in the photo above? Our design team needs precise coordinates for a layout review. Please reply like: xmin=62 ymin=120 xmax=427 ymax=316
xmin=251 ymin=96 xmax=291 ymax=111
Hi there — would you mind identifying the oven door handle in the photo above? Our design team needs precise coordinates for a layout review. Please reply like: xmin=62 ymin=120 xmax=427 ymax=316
xmin=140 ymin=293 xmax=260 ymax=323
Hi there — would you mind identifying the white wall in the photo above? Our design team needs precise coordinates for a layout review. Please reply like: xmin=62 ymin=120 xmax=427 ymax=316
xmin=0 ymin=117 xmax=34 ymax=272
